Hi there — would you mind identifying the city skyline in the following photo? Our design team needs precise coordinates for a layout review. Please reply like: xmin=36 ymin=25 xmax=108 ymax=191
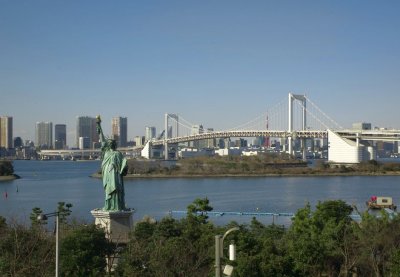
xmin=1 ymin=1 xmax=400 ymax=145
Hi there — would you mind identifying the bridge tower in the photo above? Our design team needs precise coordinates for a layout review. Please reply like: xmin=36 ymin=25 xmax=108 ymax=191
xmin=164 ymin=114 xmax=179 ymax=160
xmin=288 ymin=93 xmax=307 ymax=159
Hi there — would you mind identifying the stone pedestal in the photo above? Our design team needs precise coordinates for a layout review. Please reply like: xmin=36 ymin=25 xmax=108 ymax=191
xmin=91 ymin=209 xmax=134 ymax=244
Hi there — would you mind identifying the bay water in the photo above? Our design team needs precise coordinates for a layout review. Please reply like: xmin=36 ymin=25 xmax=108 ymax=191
xmin=1 ymin=160 xmax=400 ymax=226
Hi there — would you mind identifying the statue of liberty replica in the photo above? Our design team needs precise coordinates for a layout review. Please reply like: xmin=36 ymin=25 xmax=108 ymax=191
xmin=96 ymin=115 xmax=127 ymax=211
xmin=91 ymin=115 xmax=133 ymax=245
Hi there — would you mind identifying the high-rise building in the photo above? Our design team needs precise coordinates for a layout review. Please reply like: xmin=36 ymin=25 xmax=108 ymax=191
xmin=54 ymin=124 xmax=67 ymax=149
xmin=76 ymin=116 xmax=98 ymax=149
xmin=134 ymin=136 xmax=145 ymax=147
xmin=78 ymin=137 xmax=90 ymax=150
xmin=13 ymin=137 xmax=23 ymax=148
xmin=206 ymin=128 xmax=216 ymax=148
xmin=0 ymin=116 xmax=13 ymax=149
xmin=36 ymin=122 xmax=53 ymax=149
xmin=111 ymin=117 xmax=128 ymax=147
xmin=191 ymin=124 xmax=204 ymax=148
xmin=145 ymin=126 xmax=157 ymax=142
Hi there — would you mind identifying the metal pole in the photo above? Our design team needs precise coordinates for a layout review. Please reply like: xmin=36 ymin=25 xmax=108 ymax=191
xmin=55 ymin=213 xmax=59 ymax=277
xmin=215 ymin=235 xmax=221 ymax=277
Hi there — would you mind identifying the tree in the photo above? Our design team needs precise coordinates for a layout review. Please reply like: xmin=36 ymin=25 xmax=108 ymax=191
xmin=57 ymin=202 xmax=73 ymax=225
xmin=0 ymin=223 xmax=54 ymax=276
xmin=0 ymin=161 xmax=13 ymax=176
xmin=60 ymin=224 xmax=112 ymax=276
xmin=286 ymin=200 xmax=354 ymax=276
xmin=187 ymin=197 xmax=213 ymax=224
xmin=117 ymin=215 xmax=215 ymax=277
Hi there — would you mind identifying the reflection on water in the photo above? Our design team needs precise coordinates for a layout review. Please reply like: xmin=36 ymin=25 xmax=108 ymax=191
xmin=1 ymin=160 xmax=400 ymax=226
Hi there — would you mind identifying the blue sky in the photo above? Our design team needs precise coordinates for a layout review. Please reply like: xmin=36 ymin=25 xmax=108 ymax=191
xmin=1 ymin=1 xmax=399 ymax=146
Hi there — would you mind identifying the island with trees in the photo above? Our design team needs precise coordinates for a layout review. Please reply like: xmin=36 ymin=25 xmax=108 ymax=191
xmin=0 ymin=160 xmax=19 ymax=181
xmin=115 ymin=155 xmax=400 ymax=178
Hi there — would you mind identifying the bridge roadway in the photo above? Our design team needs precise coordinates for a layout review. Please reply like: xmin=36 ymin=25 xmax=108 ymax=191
xmin=38 ymin=129 xmax=400 ymax=158
xmin=151 ymin=130 xmax=328 ymax=146
xmin=38 ymin=146 xmax=142 ymax=159
xmin=151 ymin=129 xmax=400 ymax=146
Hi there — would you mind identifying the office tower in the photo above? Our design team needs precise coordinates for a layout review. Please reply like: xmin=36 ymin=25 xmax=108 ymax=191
xmin=76 ymin=116 xmax=98 ymax=149
xmin=54 ymin=124 xmax=67 ymax=149
xmin=79 ymin=137 xmax=90 ymax=149
xmin=134 ymin=136 xmax=145 ymax=147
xmin=36 ymin=121 xmax=53 ymax=149
xmin=191 ymin=124 xmax=204 ymax=148
xmin=0 ymin=116 xmax=13 ymax=149
xmin=206 ymin=128 xmax=216 ymax=148
xmin=13 ymin=137 xmax=23 ymax=148
xmin=111 ymin=117 xmax=128 ymax=147
xmin=145 ymin=126 xmax=157 ymax=142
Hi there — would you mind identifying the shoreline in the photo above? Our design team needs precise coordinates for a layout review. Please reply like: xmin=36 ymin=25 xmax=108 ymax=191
xmin=91 ymin=171 xmax=400 ymax=179
xmin=0 ymin=174 xmax=20 ymax=182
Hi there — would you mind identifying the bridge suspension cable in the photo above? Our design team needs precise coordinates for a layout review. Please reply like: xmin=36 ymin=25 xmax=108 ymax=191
xmin=227 ymin=96 xmax=289 ymax=131
xmin=163 ymin=93 xmax=343 ymax=140
xmin=304 ymin=95 xmax=343 ymax=130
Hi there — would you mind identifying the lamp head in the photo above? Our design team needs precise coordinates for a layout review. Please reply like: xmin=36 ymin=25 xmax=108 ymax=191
xmin=37 ymin=214 xmax=48 ymax=221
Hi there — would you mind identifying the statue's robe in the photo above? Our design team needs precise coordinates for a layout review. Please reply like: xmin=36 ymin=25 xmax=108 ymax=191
xmin=101 ymin=148 xmax=127 ymax=211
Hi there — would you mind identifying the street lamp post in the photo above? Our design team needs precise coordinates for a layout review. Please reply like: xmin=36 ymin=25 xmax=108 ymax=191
xmin=215 ymin=227 xmax=239 ymax=277
xmin=38 ymin=212 xmax=60 ymax=277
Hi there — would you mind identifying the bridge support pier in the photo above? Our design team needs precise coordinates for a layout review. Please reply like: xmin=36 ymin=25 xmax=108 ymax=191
xmin=164 ymin=141 xmax=168 ymax=160
xmin=302 ymin=138 xmax=307 ymax=161
xmin=288 ymin=137 xmax=293 ymax=157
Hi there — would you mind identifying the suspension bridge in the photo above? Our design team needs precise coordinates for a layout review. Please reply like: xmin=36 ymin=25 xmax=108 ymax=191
xmin=142 ymin=93 xmax=400 ymax=163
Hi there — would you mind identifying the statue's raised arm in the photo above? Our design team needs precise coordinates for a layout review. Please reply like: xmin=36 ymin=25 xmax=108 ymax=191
xmin=96 ymin=115 xmax=106 ymax=145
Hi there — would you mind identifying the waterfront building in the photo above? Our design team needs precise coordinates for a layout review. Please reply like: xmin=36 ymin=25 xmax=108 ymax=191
xmin=134 ymin=136 xmax=145 ymax=147
xmin=35 ymin=121 xmax=53 ymax=149
xmin=352 ymin=122 xmax=372 ymax=130
xmin=206 ymin=128 xmax=216 ymax=148
xmin=145 ymin=126 xmax=157 ymax=142
xmin=54 ymin=124 xmax=67 ymax=149
xmin=13 ymin=137 xmax=23 ymax=148
xmin=328 ymin=130 xmax=376 ymax=163
xmin=191 ymin=124 xmax=203 ymax=148
xmin=112 ymin=117 xmax=128 ymax=147
xmin=76 ymin=116 xmax=98 ymax=149
xmin=234 ymin=138 xmax=247 ymax=148
xmin=78 ymin=136 xmax=90 ymax=150
xmin=0 ymin=116 xmax=13 ymax=149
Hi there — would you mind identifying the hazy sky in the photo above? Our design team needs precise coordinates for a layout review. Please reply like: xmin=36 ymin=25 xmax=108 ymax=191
xmin=1 ymin=1 xmax=399 ymax=146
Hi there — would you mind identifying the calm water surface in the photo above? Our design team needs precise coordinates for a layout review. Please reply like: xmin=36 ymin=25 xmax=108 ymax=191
xmin=1 ymin=160 xmax=400 ymax=225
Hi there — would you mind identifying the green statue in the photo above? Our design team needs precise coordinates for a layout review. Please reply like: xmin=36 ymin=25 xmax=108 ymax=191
xmin=96 ymin=115 xmax=128 ymax=211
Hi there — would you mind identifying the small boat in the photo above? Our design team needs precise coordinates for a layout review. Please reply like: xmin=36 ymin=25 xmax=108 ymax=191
xmin=366 ymin=196 xmax=397 ymax=210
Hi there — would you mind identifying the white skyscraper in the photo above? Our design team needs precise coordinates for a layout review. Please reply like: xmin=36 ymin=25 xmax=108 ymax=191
xmin=36 ymin=121 xmax=53 ymax=149
xmin=145 ymin=126 xmax=157 ymax=142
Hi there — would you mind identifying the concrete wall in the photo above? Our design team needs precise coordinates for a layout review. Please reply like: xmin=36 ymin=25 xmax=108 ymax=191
xmin=328 ymin=130 xmax=363 ymax=163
